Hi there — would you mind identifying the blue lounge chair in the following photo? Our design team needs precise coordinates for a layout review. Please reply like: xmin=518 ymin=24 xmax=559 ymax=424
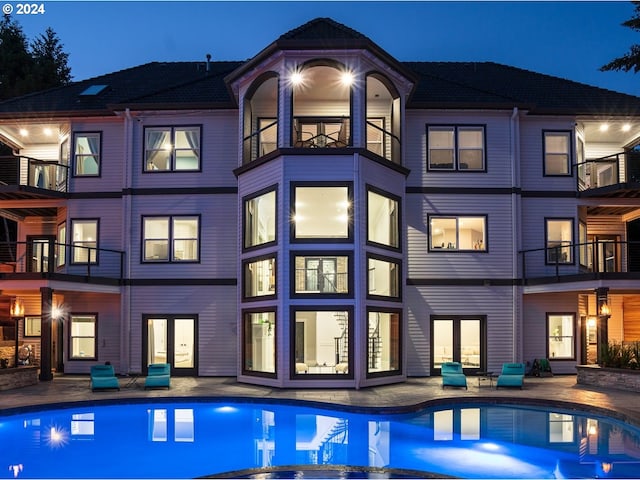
xmin=441 ymin=361 xmax=467 ymax=389
xmin=144 ymin=363 xmax=171 ymax=390
xmin=496 ymin=362 xmax=525 ymax=389
xmin=90 ymin=364 xmax=120 ymax=391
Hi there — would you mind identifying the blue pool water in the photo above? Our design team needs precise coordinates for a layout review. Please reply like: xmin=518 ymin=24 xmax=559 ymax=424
xmin=1 ymin=399 xmax=640 ymax=479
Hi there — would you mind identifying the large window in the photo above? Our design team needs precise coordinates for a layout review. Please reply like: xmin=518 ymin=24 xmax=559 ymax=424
xmin=293 ymin=254 xmax=350 ymax=295
xmin=367 ymin=187 xmax=400 ymax=249
xmin=144 ymin=126 xmax=201 ymax=171
xmin=367 ymin=255 xmax=400 ymax=299
xmin=293 ymin=309 xmax=351 ymax=376
xmin=292 ymin=184 xmax=351 ymax=240
xmin=429 ymin=216 xmax=486 ymax=251
xmin=547 ymin=313 xmax=575 ymax=360
xmin=73 ymin=132 xmax=101 ymax=176
xmin=243 ymin=311 xmax=276 ymax=375
xmin=244 ymin=256 xmax=276 ymax=299
xmin=143 ymin=216 xmax=199 ymax=262
xmin=543 ymin=131 xmax=571 ymax=176
xmin=244 ymin=188 xmax=276 ymax=249
xmin=70 ymin=314 xmax=96 ymax=359
xmin=546 ymin=218 xmax=573 ymax=264
xmin=71 ymin=219 xmax=98 ymax=264
xmin=367 ymin=310 xmax=401 ymax=376
xmin=427 ymin=126 xmax=485 ymax=171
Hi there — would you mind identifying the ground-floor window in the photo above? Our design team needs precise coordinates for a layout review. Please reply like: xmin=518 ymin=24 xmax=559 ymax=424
xmin=293 ymin=308 xmax=351 ymax=376
xmin=547 ymin=313 xmax=575 ymax=360
xmin=243 ymin=311 xmax=276 ymax=375
xmin=431 ymin=316 xmax=485 ymax=371
xmin=367 ymin=310 xmax=401 ymax=376
xmin=69 ymin=314 xmax=97 ymax=359
xmin=144 ymin=315 xmax=197 ymax=375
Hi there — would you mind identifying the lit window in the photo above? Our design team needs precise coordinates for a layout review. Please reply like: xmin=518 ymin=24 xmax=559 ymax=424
xmin=144 ymin=126 xmax=201 ymax=171
xmin=73 ymin=132 xmax=101 ymax=176
xmin=243 ymin=311 xmax=276 ymax=375
xmin=367 ymin=188 xmax=399 ymax=249
xmin=544 ymin=131 xmax=571 ymax=176
xmin=293 ymin=185 xmax=351 ymax=240
xmin=549 ymin=413 xmax=575 ymax=443
xmin=546 ymin=219 xmax=573 ymax=264
xmin=24 ymin=316 xmax=41 ymax=337
xmin=548 ymin=314 xmax=575 ymax=360
xmin=143 ymin=216 xmax=199 ymax=262
xmin=56 ymin=222 xmax=66 ymax=267
xmin=244 ymin=189 xmax=276 ymax=249
xmin=367 ymin=310 xmax=400 ymax=375
xmin=368 ymin=256 xmax=400 ymax=299
xmin=428 ymin=126 xmax=485 ymax=171
xmin=244 ymin=256 xmax=276 ymax=298
xmin=293 ymin=254 xmax=350 ymax=295
xmin=71 ymin=219 xmax=98 ymax=264
xmin=70 ymin=315 xmax=96 ymax=359
xmin=429 ymin=216 xmax=486 ymax=251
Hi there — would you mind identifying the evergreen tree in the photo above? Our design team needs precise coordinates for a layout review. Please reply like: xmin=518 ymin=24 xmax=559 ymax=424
xmin=30 ymin=27 xmax=72 ymax=90
xmin=0 ymin=15 xmax=34 ymax=101
xmin=601 ymin=2 xmax=640 ymax=73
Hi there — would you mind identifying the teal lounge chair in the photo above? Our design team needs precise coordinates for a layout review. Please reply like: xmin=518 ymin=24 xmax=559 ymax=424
xmin=90 ymin=364 xmax=120 ymax=391
xmin=441 ymin=361 xmax=467 ymax=389
xmin=144 ymin=363 xmax=171 ymax=390
xmin=496 ymin=362 xmax=525 ymax=389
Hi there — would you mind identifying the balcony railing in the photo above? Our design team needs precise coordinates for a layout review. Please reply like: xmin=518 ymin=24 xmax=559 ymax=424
xmin=576 ymin=152 xmax=640 ymax=191
xmin=295 ymin=268 xmax=348 ymax=294
xmin=520 ymin=240 xmax=640 ymax=282
xmin=0 ymin=240 xmax=124 ymax=282
xmin=0 ymin=156 xmax=69 ymax=192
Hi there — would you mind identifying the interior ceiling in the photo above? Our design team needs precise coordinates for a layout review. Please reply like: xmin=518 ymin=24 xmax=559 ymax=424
xmin=580 ymin=119 xmax=640 ymax=147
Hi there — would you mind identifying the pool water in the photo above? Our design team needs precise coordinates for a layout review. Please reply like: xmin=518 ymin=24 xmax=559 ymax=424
xmin=1 ymin=399 xmax=640 ymax=479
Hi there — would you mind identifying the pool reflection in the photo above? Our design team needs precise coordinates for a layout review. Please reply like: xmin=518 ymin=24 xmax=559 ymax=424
xmin=2 ymin=402 xmax=640 ymax=479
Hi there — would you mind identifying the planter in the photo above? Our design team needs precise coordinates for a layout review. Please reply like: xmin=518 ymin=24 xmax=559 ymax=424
xmin=576 ymin=365 xmax=640 ymax=393
xmin=0 ymin=366 xmax=38 ymax=391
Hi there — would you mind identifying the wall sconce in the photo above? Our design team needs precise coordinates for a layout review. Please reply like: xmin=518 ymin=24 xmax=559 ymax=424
xmin=600 ymin=302 xmax=611 ymax=317
xmin=10 ymin=298 xmax=24 ymax=317
xmin=601 ymin=462 xmax=613 ymax=474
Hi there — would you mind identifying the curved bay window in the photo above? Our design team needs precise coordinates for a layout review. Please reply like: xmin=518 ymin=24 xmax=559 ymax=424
xmin=291 ymin=63 xmax=352 ymax=149
xmin=366 ymin=73 xmax=401 ymax=163
xmin=243 ymin=73 xmax=279 ymax=164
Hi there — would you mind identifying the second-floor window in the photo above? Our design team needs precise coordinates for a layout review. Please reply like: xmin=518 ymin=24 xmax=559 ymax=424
xmin=293 ymin=254 xmax=350 ymax=295
xmin=292 ymin=184 xmax=352 ymax=241
xmin=429 ymin=216 xmax=487 ymax=251
xmin=144 ymin=126 xmax=201 ymax=172
xmin=143 ymin=216 xmax=199 ymax=262
xmin=71 ymin=219 xmax=98 ymax=264
xmin=543 ymin=131 xmax=571 ymax=176
xmin=73 ymin=132 xmax=101 ymax=176
xmin=427 ymin=126 xmax=485 ymax=171
xmin=368 ymin=187 xmax=400 ymax=249
xmin=546 ymin=218 xmax=573 ymax=264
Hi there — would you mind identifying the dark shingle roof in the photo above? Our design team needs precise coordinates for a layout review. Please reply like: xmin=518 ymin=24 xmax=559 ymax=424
xmin=279 ymin=17 xmax=369 ymax=41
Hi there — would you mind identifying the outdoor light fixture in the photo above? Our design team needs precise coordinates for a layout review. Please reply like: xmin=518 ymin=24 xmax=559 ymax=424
xmin=10 ymin=298 xmax=24 ymax=318
xmin=600 ymin=302 xmax=611 ymax=317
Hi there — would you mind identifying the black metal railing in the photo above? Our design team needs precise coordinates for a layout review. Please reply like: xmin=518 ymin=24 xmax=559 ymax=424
xmin=575 ymin=152 xmax=640 ymax=191
xmin=0 ymin=156 xmax=69 ymax=192
xmin=0 ymin=240 xmax=124 ymax=281
xmin=294 ymin=268 xmax=348 ymax=293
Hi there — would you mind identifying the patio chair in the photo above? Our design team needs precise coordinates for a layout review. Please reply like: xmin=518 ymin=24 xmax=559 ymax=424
xmin=144 ymin=363 xmax=171 ymax=389
xmin=90 ymin=364 xmax=120 ymax=391
xmin=441 ymin=361 xmax=467 ymax=389
xmin=496 ymin=362 xmax=525 ymax=389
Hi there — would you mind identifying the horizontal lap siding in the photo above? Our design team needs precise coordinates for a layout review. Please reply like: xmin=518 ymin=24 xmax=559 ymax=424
xmin=129 ymin=285 xmax=237 ymax=376
xmin=406 ymin=285 xmax=517 ymax=376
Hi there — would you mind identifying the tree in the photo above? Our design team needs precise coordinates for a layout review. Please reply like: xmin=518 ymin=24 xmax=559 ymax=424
xmin=30 ymin=27 xmax=72 ymax=90
xmin=601 ymin=1 xmax=640 ymax=73
xmin=0 ymin=15 xmax=34 ymax=101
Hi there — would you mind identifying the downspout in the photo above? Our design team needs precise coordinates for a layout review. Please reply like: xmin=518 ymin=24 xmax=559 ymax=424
xmin=510 ymin=107 xmax=522 ymax=362
xmin=120 ymin=108 xmax=134 ymax=374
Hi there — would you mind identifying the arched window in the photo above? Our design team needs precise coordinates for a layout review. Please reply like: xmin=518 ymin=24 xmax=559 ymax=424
xmin=366 ymin=73 xmax=401 ymax=164
xmin=243 ymin=73 xmax=279 ymax=164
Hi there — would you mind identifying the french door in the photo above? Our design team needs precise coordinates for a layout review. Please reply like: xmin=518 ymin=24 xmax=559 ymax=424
xmin=144 ymin=316 xmax=197 ymax=376
xmin=26 ymin=235 xmax=54 ymax=272
xmin=432 ymin=316 xmax=486 ymax=373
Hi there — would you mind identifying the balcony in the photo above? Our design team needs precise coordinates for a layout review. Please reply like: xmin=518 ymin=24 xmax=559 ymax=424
xmin=577 ymin=152 xmax=640 ymax=195
xmin=0 ymin=240 xmax=124 ymax=283
xmin=0 ymin=156 xmax=69 ymax=194
xmin=520 ymin=240 xmax=640 ymax=284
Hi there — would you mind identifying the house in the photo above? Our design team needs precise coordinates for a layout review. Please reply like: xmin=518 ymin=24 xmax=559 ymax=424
xmin=0 ymin=18 xmax=639 ymax=388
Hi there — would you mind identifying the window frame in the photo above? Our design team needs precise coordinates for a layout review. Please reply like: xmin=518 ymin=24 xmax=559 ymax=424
xmin=24 ymin=316 xmax=41 ymax=337
xmin=142 ymin=214 xmax=200 ymax=263
xmin=430 ymin=315 xmax=487 ymax=373
xmin=543 ymin=130 xmax=573 ymax=177
xmin=426 ymin=124 xmax=487 ymax=172
xmin=366 ymin=185 xmax=401 ymax=251
xmin=367 ymin=253 xmax=402 ymax=301
xmin=242 ymin=254 xmax=277 ymax=301
xmin=242 ymin=308 xmax=277 ymax=378
xmin=290 ymin=182 xmax=353 ymax=243
xmin=545 ymin=217 xmax=574 ymax=265
xmin=290 ymin=251 xmax=353 ymax=298
xmin=143 ymin=125 xmax=202 ymax=173
xmin=546 ymin=312 xmax=576 ymax=360
xmin=70 ymin=218 xmax=99 ymax=265
xmin=69 ymin=313 xmax=97 ymax=360
xmin=428 ymin=214 xmax=488 ymax=252
xmin=56 ymin=221 xmax=66 ymax=268
xmin=366 ymin=307 xmax=402 ymax=378
xmin=243 ymin=185 xmax=277 ymax=251
xmin=72 ymin=132 xmax=102 ymax=177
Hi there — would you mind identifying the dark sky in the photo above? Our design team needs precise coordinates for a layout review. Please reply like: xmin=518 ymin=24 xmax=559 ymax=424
xmin=8 ymin=1 xmax=640 ymax=96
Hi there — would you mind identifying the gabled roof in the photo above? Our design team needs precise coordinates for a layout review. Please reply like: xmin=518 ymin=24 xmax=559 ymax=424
xmin=279 ymin=17 xmax=369 ymax=41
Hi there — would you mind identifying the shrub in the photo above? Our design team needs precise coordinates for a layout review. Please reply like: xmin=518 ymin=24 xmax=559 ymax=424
xmin=600 ymin=341 xmax=640 ymax=369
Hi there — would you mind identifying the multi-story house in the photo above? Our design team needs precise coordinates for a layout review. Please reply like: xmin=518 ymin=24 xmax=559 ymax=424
xmin=0 ymin=18 xmax=639 ymax=388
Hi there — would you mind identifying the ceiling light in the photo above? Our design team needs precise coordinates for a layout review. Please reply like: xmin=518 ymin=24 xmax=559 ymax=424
xmin=19 ymin=128 xmax=28 ymax=137
xmin=290 ymin=71 xmax=304 ymax=85
xmin=340 ymin=71 xmax=355 ymax=86
xmin=43 ymin=128 xmax=53 ymax=136
xmin=599 ymin=124 xmax=609 ymax=132
xmin=622 ymin=124 xmax=631 ymax=132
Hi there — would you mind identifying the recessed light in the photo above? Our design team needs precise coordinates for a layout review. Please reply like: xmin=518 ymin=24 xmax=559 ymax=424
xmin=19 ymin=128 xmax=28 ymax=137
xmin=599 ymin=124 xmax=609 ymax=132
xmin=622 ymin=124 xmax=631 ymax=132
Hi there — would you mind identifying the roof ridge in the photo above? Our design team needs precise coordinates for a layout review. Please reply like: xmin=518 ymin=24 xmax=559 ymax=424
xmin=279 ymin=17 xmax=368 ymax=41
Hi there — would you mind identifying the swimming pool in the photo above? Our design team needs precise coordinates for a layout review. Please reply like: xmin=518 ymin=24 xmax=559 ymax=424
xmin=2 ymin=398 xmax=640 ymax=479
